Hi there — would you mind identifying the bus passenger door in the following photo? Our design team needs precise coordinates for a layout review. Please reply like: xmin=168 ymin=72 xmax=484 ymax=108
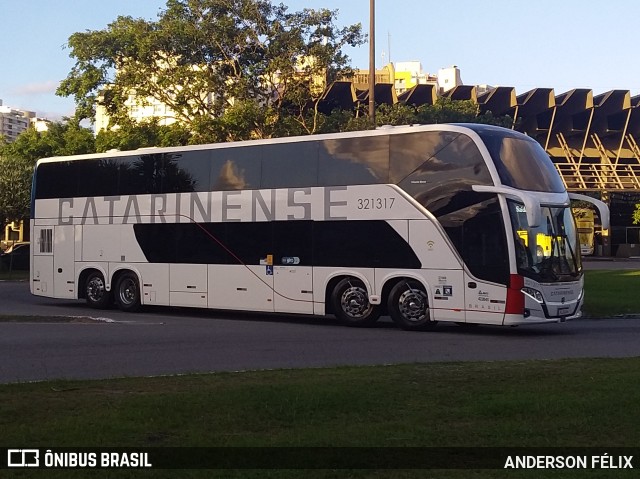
xmin=53 ymin=225 xmax=76 ymax=299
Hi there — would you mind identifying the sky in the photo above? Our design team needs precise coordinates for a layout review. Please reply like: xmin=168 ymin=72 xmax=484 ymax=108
xmin=2 ymin=0 xmax=640 ymax=121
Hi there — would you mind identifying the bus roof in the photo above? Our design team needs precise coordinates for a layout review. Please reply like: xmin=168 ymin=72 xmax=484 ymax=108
xmin=35 ymin=123 xmax=529 ymax=165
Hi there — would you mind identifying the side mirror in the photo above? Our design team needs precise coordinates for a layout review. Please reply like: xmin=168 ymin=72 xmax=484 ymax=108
xmin=568 ymin=193 xmax=610 ymax=230
xmin=472 ymin=185 xmax=542 ymax=227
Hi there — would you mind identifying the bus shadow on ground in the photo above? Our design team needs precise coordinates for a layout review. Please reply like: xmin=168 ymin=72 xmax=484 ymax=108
xmin=32 ymin=298 xmax=576 ymax=338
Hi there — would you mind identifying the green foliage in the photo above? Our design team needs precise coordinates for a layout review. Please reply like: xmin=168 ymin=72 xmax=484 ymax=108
xmin=414 ymin=98 xmax=514 ymax=127
xmin=1 ymin=121 xmax=95 ymax=162
xmin=58 ymin=0 xmax=365 ymax=138
xmin=374 ymin=103 xmax=417 ymax=126
xmin=314 ymin=99 xmax=514 ymax=135
xmin=633 ymin=203 xmax=640 ymax=225
xmin=0 ymin=154 xmax=33 ymax=223
xmin=95 ymin=119 xmax=191 ymax=152
xmin=0 ymin=122 xmax=95 ymax=223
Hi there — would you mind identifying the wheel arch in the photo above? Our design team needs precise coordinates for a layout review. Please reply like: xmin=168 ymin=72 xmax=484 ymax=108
xmin=77 ymin=266 xmax=109 ymax=299
xmin=111 ymin=267 xmax=143 ymax=312
xmin=378 ymin=272 xmax=432 ymax=308
xmin=111 ymin=266 xmax=142 ymax=293
xmin=323 ymin=271 xmax=374 ymax=315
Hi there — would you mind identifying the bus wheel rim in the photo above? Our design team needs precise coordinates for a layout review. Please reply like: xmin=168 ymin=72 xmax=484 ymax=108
xmin=398 ymin=288 xmax=428 ymax=322
xmin=341 ymin=285 xmax=371 ymax=318
xmin=119 ymin=279 xmax=136 ymax=305
xmin=87 ymin=277 xmax=105 ymax=302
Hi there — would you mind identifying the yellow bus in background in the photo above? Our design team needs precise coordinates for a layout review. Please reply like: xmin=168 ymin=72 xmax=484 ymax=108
xmin=517 ymin=208 xmax=594 ymax=260
xmin=516 ymin=230 xmax=553 ymax=259
xmin=572 ymin=208 xmax=595 ymax=256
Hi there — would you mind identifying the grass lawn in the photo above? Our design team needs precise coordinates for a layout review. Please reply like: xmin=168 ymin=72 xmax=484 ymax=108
xmin=0 ymin=268 xmax=28 ymax=281
xmin=2 ymin=358 xmax=640 ymax=478
xmin=582 ymin=269 xmax=640 ymax=317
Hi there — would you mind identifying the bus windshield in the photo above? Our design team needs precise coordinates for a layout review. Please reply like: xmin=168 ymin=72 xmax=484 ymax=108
xmin=478 ymin=129 xmax=566 ymax=193
xmin=508 ymin=200 xmax=582 ymax=282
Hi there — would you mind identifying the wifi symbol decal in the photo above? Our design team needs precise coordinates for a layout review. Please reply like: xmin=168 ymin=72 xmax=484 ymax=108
xmin=427 ymin=241 xmax=435 ymax=250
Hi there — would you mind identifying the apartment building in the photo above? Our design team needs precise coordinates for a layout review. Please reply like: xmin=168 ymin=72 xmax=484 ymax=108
xmin=0 ymin=100 xmax=35 ymax=142
xmin=351 ymin=62 xmax=462 ymax=95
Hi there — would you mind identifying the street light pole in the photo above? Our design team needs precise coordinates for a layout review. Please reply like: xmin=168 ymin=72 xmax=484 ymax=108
xmin=368 ymin=0 xmax=375 ymax=126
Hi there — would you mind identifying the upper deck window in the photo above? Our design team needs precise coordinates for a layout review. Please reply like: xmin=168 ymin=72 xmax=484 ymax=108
xmin=478 ymin=130 xmax=565 ymax=193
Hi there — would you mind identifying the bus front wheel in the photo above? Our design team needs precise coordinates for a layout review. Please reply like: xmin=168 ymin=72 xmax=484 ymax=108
xmin=387 ymin=280 xmax=435 ymax=331
xmin=115 ymin=272 xmax=141 ymax=313
xmin=331 ymin=278 xmax=380 ymax=327
xmin=85 ymin=272 xmax=111 ymax=309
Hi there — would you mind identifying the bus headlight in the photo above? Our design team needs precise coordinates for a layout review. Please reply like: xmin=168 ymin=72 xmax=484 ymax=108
xmin=521 ymin=286 xmax=544 ymax=303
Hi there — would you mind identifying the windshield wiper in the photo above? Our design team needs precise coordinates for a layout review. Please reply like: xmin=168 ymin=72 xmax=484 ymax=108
xmin=561 ymin=234 xmax=580 ymax=276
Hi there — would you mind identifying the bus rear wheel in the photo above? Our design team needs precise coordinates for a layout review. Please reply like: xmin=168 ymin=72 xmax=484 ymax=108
xmin=115 ymin=272 xmax=141 ymax=312
xmin=387 ymin=280 xmax=435 ymax=331
xmin=331 ymin=278 xmax=380 ymax=327
xmin=85 ymin=272 xmax=111 ymax=309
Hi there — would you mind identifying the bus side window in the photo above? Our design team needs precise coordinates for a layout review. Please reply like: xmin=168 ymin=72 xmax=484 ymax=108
xmin=261 ymin=143 xmax=318 ymax=189
xmin=318 ymin=136 xmax=389 ymax=186
xmin=439 ymin=195 xmax=509 ymax=286
xmin=210 ymin=146 xmax=262 ymax=191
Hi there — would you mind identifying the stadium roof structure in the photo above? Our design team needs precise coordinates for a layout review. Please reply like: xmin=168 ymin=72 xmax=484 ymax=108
xmin=319 ymin=82 xmax=640 ymax=192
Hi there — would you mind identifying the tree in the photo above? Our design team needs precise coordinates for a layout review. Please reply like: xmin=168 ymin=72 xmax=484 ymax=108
xmin=0 ymin=154 xmax=33 ymax=224
xmin=633 ymin=203 xmax=640 ymax=225
xmin=0 ymin=121 xmax=95 ymax=224
xmin=57 ymin=0 xmax=365 ymax=138
xmin=1 ymin=121 xmax=95 ymax=162
xmin=312 ymin=99 xmax=515 ymax=134
xmin=95 ymin=119 xmax=191 ymax=152
xmin=414 ymin=98 xmax=513 ymax=127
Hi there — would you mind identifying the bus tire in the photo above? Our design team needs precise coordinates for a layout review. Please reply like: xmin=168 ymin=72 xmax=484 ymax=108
xmin=85 ymin=271 xmax=111 ymax=309
xmin=331 ymin=278 xmax=380 ymax=327
xmin=387 ymin=280 xmax=435 ymax=331
xmin=115 ymin=272 xmax=141 ymax=313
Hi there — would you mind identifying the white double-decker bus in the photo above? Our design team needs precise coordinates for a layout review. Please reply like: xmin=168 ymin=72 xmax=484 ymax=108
xmin=29 ymin=124 xmax=609 ymax=330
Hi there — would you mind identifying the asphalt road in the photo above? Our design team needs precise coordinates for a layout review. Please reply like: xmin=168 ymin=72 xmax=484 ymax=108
xmin=1 ymin=275 xmax=639 ymax=384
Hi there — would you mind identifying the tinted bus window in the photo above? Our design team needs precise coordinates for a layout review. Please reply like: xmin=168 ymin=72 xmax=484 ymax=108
xmin=437 ymin=194 xmax=509 ymax=285
xmin=117 ymin=155 xmax=151 ymax=195
xmin=74 ymin=159 xmax=118 ymax=197
xmin=318 ymin=136 xmax=390 ymax=186
xmin=273 ymin=221 xmax=313 ymax=266
xmin=210 ymin=146 xmax=261 ymax=191
xmin=35 ymin=162 xmax=72 ymax=199
xmin=261 ymin=142 xmax=319 ymax=189
xmin=163 ymin=150 xmax=212 ymax=193
xmin=397 ymin=133 xmax=492 ymax=216
xmin=313 ymin=220 xmax=421 ymax=268
xmin=389 ymin=131 xmax=459 ymax=183
xmin=478 ymin=130 xmax=565 ymax=193
xmin=225 ymin=222 xmax=273 ymax=264
xmin=37 ymin=161 xmax=80 ymax=198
